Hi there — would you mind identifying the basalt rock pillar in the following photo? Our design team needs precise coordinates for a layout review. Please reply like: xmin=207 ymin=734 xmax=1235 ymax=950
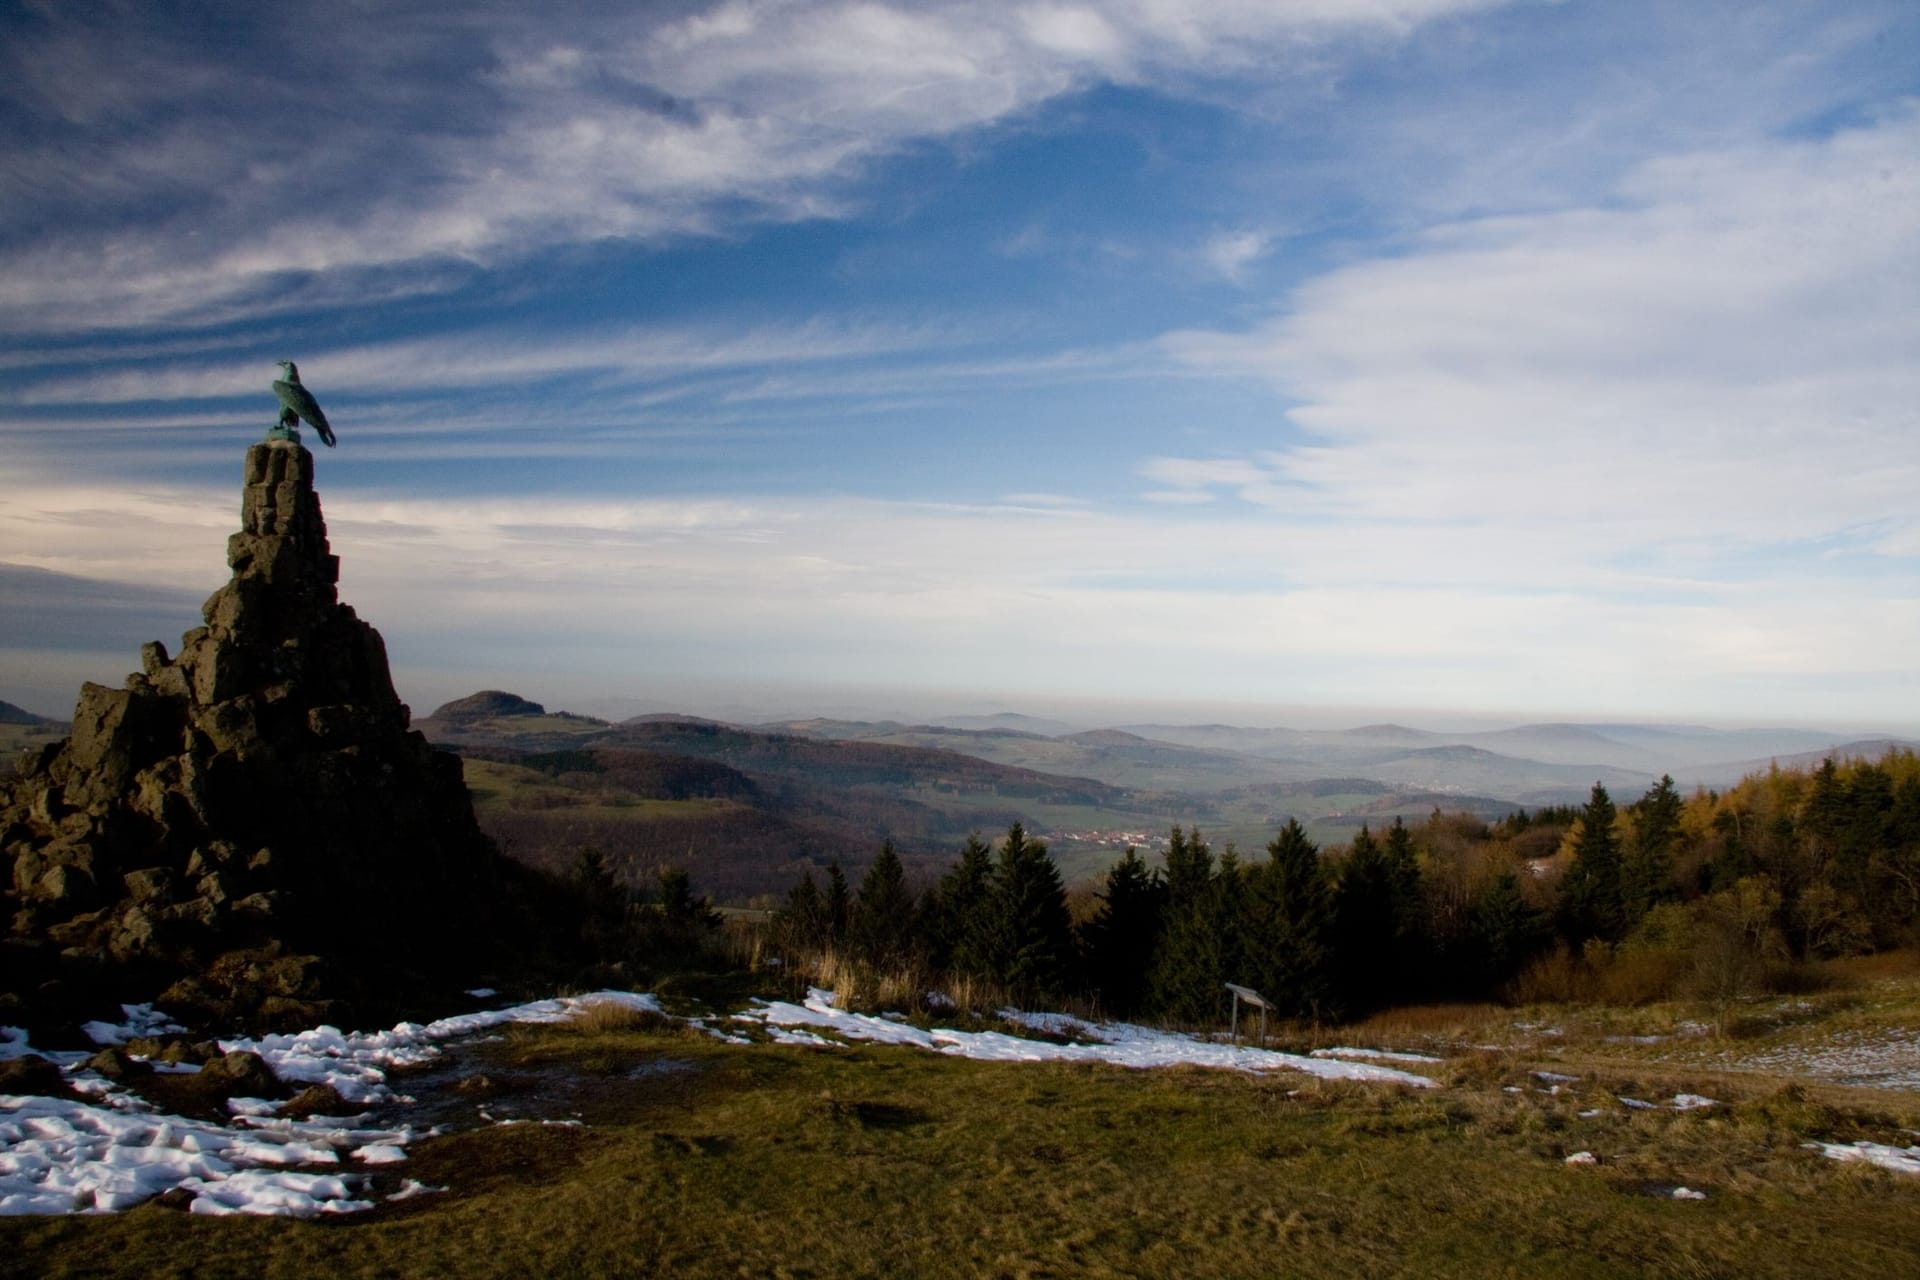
xmin=2 ymin=442 xmax=504 ymax=1030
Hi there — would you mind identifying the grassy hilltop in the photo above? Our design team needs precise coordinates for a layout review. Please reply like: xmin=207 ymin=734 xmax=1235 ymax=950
xmin=7 ymin=959 xmax=1920 ymax=1278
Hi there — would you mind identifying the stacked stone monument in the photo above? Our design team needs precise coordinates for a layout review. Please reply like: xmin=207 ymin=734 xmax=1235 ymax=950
xmin=2 ymin=441 xmax=503 ymax=1030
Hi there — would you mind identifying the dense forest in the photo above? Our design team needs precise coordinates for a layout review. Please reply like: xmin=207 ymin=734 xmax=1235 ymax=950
xmin=765 ymin=750 xmax=1920 ymax=1022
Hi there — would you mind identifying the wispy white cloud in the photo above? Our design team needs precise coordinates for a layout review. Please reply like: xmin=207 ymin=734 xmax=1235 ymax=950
xmin=3 ymin=317 xmax=961 ymax=406
xmin=0 ymin=0 xmax=1511 ymax=332
xmin=1158 ymin=108 xmax=1920 ymax=554
xmin=1200 ymin=228 xmax=1272 ymax=282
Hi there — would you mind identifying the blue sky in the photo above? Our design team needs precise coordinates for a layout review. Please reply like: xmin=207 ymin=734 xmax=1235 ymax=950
xmin=1 ymin=0 xmax=1916 ymax=729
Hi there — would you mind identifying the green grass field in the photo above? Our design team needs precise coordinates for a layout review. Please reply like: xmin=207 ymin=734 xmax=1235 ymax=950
xmin=9 ymin=970 xmax=1920 ymax=1279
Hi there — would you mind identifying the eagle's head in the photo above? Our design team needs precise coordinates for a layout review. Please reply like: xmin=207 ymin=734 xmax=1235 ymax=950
xmin=278 ymin=360 xmax=299 ymax=381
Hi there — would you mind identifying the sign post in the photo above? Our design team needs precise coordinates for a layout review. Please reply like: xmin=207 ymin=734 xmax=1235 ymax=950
xmin=1224 ymin=982 xmax=1271 ymax=1047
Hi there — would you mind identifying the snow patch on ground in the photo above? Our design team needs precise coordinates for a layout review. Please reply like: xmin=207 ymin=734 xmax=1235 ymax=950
xmin=1615 ymin=1094 xmax=1717 ymax=1112
xmin=1805 ymin=1139 xmax=1920 ymax=1176
xmin=222 ymin=991 xmax=664 ymax=1105
xmin=81 ymin=1005 xmax=185 ymax=1048
xmin=1311 ymin=1046 xmax=1444 ymax=1064
xmin=1 ymin=992 xmax=659 ymax=1218
xmin=5 ymin=986 xmax=1444 ymax=1218
xmin=739 ymin=991 xmax=1438 ymax=1087
xmin=1718 ymin=1027 xmax=1920 ymax=1092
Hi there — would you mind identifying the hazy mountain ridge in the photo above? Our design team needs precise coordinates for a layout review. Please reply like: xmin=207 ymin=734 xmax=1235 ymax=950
xmin=411 ymin=690 xmax=1917 ymax=899
xmin=0 ymin=699 xmax=63 ymax=728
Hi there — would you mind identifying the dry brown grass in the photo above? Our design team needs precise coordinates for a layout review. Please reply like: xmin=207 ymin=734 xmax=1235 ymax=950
xmin=1338 ymin=1001 xmax=1509 ymax=1043
xmin=562 ymin=998 xmax=679 ymax=1035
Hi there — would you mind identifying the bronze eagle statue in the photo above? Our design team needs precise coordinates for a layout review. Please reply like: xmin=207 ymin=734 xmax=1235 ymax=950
xmin=272 ymin=360 xmax=336 ymax=447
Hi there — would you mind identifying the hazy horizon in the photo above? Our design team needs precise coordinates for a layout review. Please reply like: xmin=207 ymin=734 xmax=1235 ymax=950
xmin=7 ymin=638 xmax=1915 ymax=744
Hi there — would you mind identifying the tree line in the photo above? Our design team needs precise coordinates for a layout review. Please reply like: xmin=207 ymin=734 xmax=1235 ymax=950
xmin=770 ymin=749 xmax=1920 ymax=1021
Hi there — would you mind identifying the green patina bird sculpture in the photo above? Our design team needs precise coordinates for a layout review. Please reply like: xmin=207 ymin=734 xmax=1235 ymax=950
xmin=272 ymin=360 xmax=336 ymax=447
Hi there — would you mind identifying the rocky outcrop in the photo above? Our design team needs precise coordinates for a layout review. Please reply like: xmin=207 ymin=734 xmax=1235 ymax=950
xmin=2 ymin=441 xmax=506 ymax=1031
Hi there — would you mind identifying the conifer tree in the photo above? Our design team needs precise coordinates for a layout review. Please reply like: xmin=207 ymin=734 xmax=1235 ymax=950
xmin=1468 ymin=870 xmax=1546 ymax=988
xmin=651 ymin=865 xmax=722 ymax=959
xmin=982 ymin=823 xmax=1075 ymax=1000
xmin=1148 ymin=827 xmax=1230 ymax=1023
xmin=926 ymin=833 xmax=996 ymax=976
xmin=824 ymin=860 xmax=852 ymax=947
xmin=1839 ymin=763 xmax=1894 ymax=895
xmin=1333 ymin=825 xmax=1399 ymax=1012
xmin=851 ymin=840 xmax=916 ymax=969
xmin=1242 ymin=819 xmax=1336 ymax=1020
xmin=1161 ymin=825 xmax=1213 ymax=907
xmin=1381 ymin=816 xmax=1429 ymax=985
xmin=1080 ymin=847 xmax=1164 ymax=1017
xmin=1560 ymin=783 xmax=1625 ymax=943
xmin=1623 ymin=775 xmax=1682 ymax=920
xmin=1802 ymin=758 xmax=1847 ymax=866
xmin=570 ymin=846 xmax=628 ymax=959
xmin=775 ymin=868 xmax=830 ymax=953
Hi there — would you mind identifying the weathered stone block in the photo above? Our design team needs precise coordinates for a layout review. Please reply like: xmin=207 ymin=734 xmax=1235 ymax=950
xmin=196 ymin=870 xmax=234 ymax=906
xmin=195 ymin=1049 xmax=282 ymax=1100
xmin=111 ymin=906 xmax=158 ymax=958
xmin=29 ymin=784 xmax=64 ymax=825
xmin=65 ymin=683 xmax=134 ymax=776
xmin=122 ymin=867 xmax=177 ymax=903
xmin=158 ymin=897 xmax=219 ymax=932
xmin=35 ymin=862 xmax=99 ymax=909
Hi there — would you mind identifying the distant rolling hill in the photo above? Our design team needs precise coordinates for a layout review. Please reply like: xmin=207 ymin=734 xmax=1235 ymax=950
xmin=0 ymin=700 xmax=68 ymax=775
xmin=0 ymin=700 xmax=63 ymax=728
xmin=421 ymin=701 xmax=1175 ymax=899
xmin=412 ymin=690 xmax=1917 ymax=900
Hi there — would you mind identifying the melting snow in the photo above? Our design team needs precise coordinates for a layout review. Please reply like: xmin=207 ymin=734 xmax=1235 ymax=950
xmin=737 ymin=990 xmax=1438 ymax=1087
xmin=4 ymin=986 xmax=1445 ymax=1218
xmin=1718 ymin=1027 xmax=1920 ymax=1092
xmin=1311 ymin=1046 xmax=1444 ymax=1064
xmin=80 ymin=1005 xmax=186 ymax=1048
xmin=1 ymin=992 xmax=658 ymax=1217
xmin=1616 ymin=1094 xmax=1718 ymax=1112
xmin=1805 ymin=1139 xmax=1920 ymax=1176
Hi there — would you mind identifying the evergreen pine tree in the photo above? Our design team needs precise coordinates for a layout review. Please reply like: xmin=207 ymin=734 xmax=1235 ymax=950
xmin=570 ymin=846 xmax=628 ymax=959
xmin=1802 ymin=757 xmax=1847 ymax=866
xmin=1080 ymin=847 xmax=1164 ymax=1017
xmin=774 ymin=868 xmax=829 ymax=953
xmin=1333 ymin=826 xmax=1399 ymax=1013
xmin=1148 ymin=827 xmax=1229 ymax=1023
xmin=1560 ymin=783 xmax=1625 ymax=943
xmin=1468 ymin=870 xmax=1547 ymax=989
xmin=983 ymin=823 xmax=1075 ymax=1000
xmin=1623 ymin=775 xmax=1682 ymax=921
xmin=1242 ymin=819 xmax=1336 ymax=1020
xmin=651 ymin=865 xmax=721 ymax=959
xmin=927 ymin=833 xmax=996 ymax=976
xmin=1380 ymin=816 xmax=1429 ymax=990
xmin=1839 ymin=763 xmax=1894 ymax=896
xmin=851 ymin=840 xmax=916 ymax=969
xmin=824 ymin=860 xmax=852 ymax=947
xmin=1161 ymin=825 xmax=1213 ymax=906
